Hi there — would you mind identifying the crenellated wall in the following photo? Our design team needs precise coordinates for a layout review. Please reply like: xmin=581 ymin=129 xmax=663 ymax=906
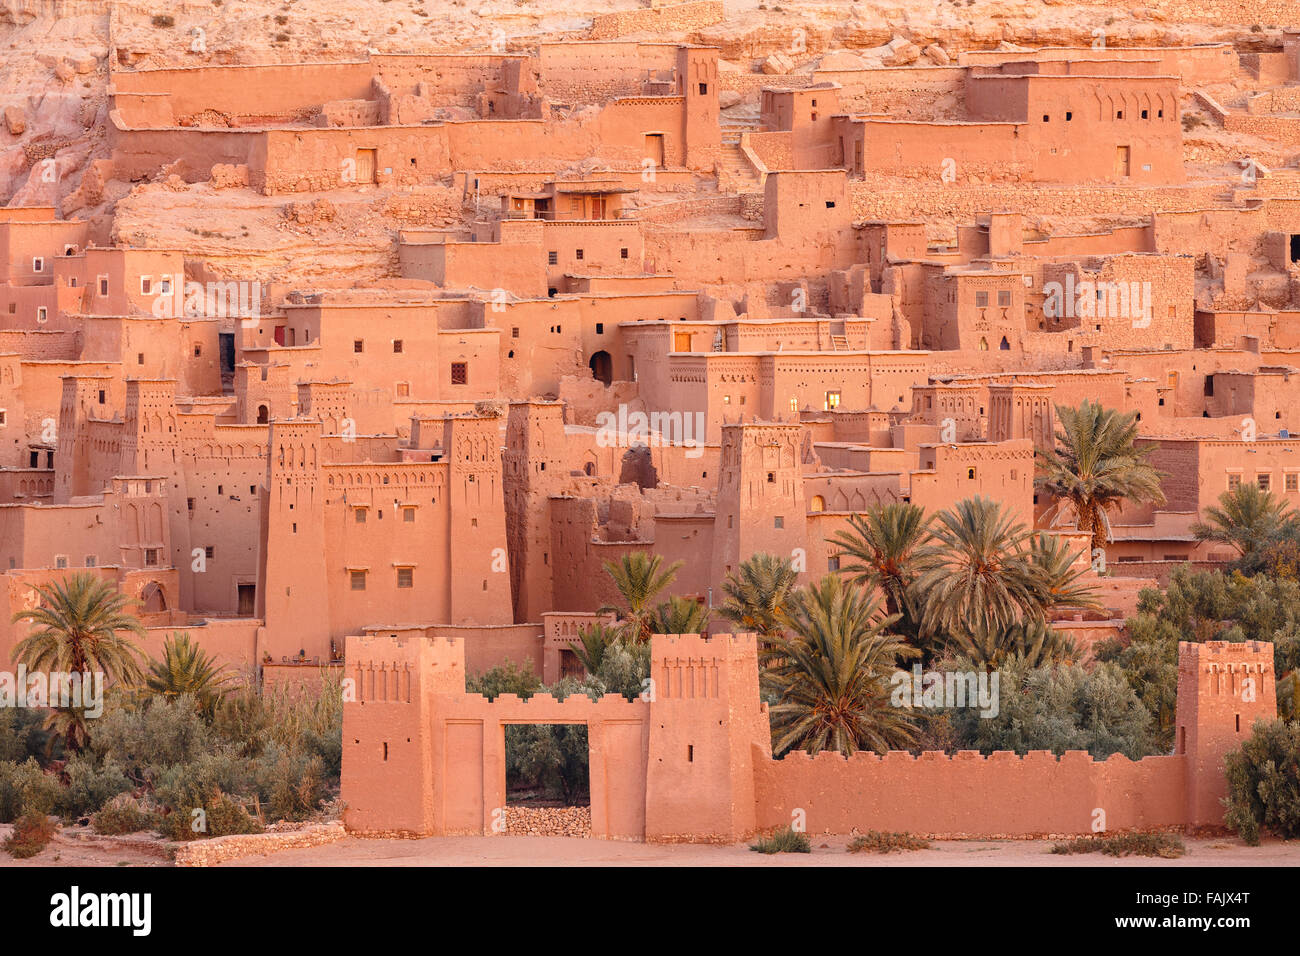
xmin=339 ymin=634 xmax=1276 ymax=842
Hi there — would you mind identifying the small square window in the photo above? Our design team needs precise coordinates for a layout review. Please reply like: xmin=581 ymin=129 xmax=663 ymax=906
xmin=32 ymin=257 xmax=44 ymax=273
xmin=1286 ymin=474 xmax=1298 ymax=493
xmin=1258 ymin=473 xmax=1271 ymax=491
xmin=137 ymin=353 xmax=144 ymax=365
xmin=1042 ymin=114 xmax=1050 ymax=122
xmin=403 ymin=507 xmax=415 ymax=523
xmin=98 ymin=276 xmax=109 ymax=296
xmin=159 ymin=277 xmax=171 ymax=294
xmin=548 ymin=251 xmax=558 ymax=265
xmin=144 ymin=548 xmax=159 ymax=566
xmin=355 ymin=508 xmax=367 ymax=524
xmin=84 ymin=555 xmax=96 ymax=567
xmin=997 ymin=290 xmax=1011 ymax=307
xmin=450 ymin=362 xmax=468 ymax=385
xmin=698 ymin=82 xmax=707 ymax=95
xmin=36 ymin=307 xmax=48 ymax=323
xmin=393 ymin=340 xmax=403 ymax=353
xmin=141 ymin=277 xmax=152 ymax=295
xmin=975 ymin=291 xmax=989 ymax=308
xmin=1065 ymin=111 xmax=1073 ymax=121
xmin=0 ymin=410 xmax=5 ymax=426
xmin=354 ymin=340 xmax=364 ymax=353
xmin=193 ymin=345 xmax=202 ymax=357
xmin=397 ymin=567 xmax=414 ymax=588
xmin=1228 ymin=474 xmax=1242 ymax=491
xmin=205 ymin=546 xmax=215 ymax=560
xmin=575 ymin=249 xmax=584 ymax=261
xmin=396 ymin=382 xmax=410 ymax=398
xmin=511 ymin=327 xmax=520 ymax=338
xmin=595 ymin=322 xmax=604 ymax=334
xmin=55 ymin=555 xmax=68 ymax=569
xmin=828 ymin=556 xmax=840 ymax=571
xmin=351 ymin=571 xmax=366 ymax=591
xmin=620 ymin=248 xmax=628 ymax=259
xmin=774 ymin=516 xmax=784 ymax=529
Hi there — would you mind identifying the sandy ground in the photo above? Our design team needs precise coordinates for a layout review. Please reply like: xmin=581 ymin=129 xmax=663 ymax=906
xmin=218 ymin=833 xmax=1300 ymax=867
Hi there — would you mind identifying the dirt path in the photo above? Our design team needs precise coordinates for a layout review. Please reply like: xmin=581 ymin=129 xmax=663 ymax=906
xmin=216 ymin=834 xmax=1300 ymax=867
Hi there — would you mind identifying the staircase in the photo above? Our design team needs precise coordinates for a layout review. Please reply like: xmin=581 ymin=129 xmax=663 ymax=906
xmin=717 ymin=136 xmax=761 ymax=193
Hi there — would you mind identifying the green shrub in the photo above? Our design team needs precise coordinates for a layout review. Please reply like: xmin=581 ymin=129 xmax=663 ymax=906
xmin=0 ymin=708 xmax=51 ymax=762
xmin=0 ymin=758 xmax=62 ymax=823
xmin=749 ymin=827 xmax=811 ymax=854
xmin=1050 ymin=832 xmax=1184 ymax=858
xmin=253 ymin=743 xmax=326 ymax=821
xmin=1224 ymin=719 xmax=1300 ymax=845
xmin=156 ymin=787 xmax=261 ymax=841
xmin=949 ymin=658 xmax=1155 ymax=759
xmin=56 ymin=755 xmax=133 ymax=819
xmin=3 ymin=810 xmax=57 ymax=858
xmin=91 ymin=794 xmax=154 ymax=836
xmin=467 ymin=659 xmax=543 ymax=700
xmin=848 ymin=830 xmax=931 ymax=853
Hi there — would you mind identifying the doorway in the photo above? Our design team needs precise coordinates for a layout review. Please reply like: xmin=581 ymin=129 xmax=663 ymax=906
xmin=1115 ymin=146 xmax=1131 ymax=177
xmin=237 ymin=583 xmax=256 ymax=616
xmin=354 ymin=148 xmax=377 ymax=184
xmin=589 ymin=350 xmax=612 ymax=386
xmin=644 ymin=133 xmax=665 ymax=168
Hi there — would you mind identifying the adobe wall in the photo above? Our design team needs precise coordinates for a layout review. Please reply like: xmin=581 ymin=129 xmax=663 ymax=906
xmin=340 ymin=635 xmax=1276 ymax=842
xmin=754 ymin=750 xmax=1185 ymax=837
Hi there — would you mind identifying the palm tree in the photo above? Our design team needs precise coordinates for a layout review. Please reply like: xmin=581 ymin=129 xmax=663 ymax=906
xmin=765 ymin=574 xmax=919 ymax=756
xmin=1191 ymin=482 xmax=1295 ymax=557
xmin=599 ymin=551 xmax=683 ymax=642
xmin=915 ymin=497 xmax=1040 ymax=641
xmin=1027 ymin=533 xmax=1105 ymax=618
xmin=830 ymin=502 xmax=932 ymax=619
xmin=1036 ymin=401 xmax=1166 ymax=551
xmin=717 ymin=552 xmax=798 ymax=642
xmin=649 ymin=595 xmax=711 ymax=636
xmin=145 ymin=631 xmax=238 ymax=714
xmin=566 ymin=620 xmax=625 ymax=675
xmin=948 ymin=617 xmax=1078 ymax=669
xmin=10 ymin=574 xmax=145 ymax=750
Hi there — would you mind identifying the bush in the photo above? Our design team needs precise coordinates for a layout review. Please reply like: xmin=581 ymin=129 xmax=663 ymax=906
xmin=949 ymin=658 xmax=1156 ymax=759
xmin=253 ymin=743 xmax=326 ymax=821
xmin=1050 ymin=832 xmax=1185 ymax=858
xmin=56 ymin=755 xmax=133 ymax=819
xmin=0 ymin=758 xmax=62 ymax=823
xmin=156 ymin=787 xmax=261 ymax=842
xmin=848 ymin=831 xmax=931 ymax=853
xmin=3 ymin=810 xmax=57 ymax=859
xmin=91 ymin=794 xmax=155 ymax=836
xmin=1224 ymin=719 xmax=1300 ymax=845
xmin=0 ymin=708 xmax=51 ymax=762
xmin=749 ymin=827 xmax=811 ymax=854
xmin=467 ymin=659 xmax=543 ymax=700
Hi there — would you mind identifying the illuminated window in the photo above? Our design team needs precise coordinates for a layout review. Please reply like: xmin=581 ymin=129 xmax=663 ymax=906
xmin=810 ymin=495 xmax=825 ymax=512
xmin=789 ymin=397 xmax=798 ymax=413
xmin=824 ymin=390 xmax=841 ymax=410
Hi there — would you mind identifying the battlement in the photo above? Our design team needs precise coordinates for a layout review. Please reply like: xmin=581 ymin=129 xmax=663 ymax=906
xmin=773 ymin=747 xmax=1170 ymax=767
